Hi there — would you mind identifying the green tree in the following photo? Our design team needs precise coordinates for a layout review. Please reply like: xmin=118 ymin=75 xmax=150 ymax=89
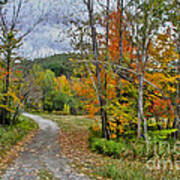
xmin=39 ymin=69 xmax=56 ymax=111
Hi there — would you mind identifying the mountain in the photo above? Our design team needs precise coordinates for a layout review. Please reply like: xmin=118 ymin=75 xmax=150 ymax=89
xmin=28 ymin=54 xmax=73 ymax=77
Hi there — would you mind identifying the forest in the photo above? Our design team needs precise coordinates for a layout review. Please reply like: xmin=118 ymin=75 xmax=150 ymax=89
xmin=0 ymin=0 xmax=180 ymax=179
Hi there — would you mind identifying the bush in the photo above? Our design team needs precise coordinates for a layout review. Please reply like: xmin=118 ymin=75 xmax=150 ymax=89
xmin=88 ymin=128 xmax=137 ymax=159
xmin=89 ymin=136 xmax=131 ymax=159
xmin=89 ymin=135 xmax=179 ymax=162
xmin=88 ymin=127 xmax=180 ymax=160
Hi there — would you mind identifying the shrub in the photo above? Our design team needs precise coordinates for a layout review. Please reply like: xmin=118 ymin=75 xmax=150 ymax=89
xmin=89 ymin=137 xmax=130 ymax=158
xmin=88 ymin=127 xmax=179 ymax=160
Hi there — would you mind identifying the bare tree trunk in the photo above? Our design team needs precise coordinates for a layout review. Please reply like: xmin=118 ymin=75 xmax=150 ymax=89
xmin=85 ymin=0 xmax=108 ymax=138
xmin=0 ymin=2 xmax=5 ymax=124
xmin=116 ymin=0 xmax=124 ymax=138
xmin=174 ymin=35 xmax=180 ymax=137
xmin=138 ymin=72 xmax=143 ymax=139
xmin=118 ymin=0 xmax=124 ymax=63
xmin=103 ymin=0 xmax=110 ymax=140
xmin=139 ymin=50 xmax=148 ymax=142
xmin=138 ymin=71 xmax=148 ymax=142
xmin=137 ymin=41 xmax=149 ymax=142
xmin=2 ymin=49 xmax=11 ymax=124
xmin=136 ymin=50 xmax=142 ymax=138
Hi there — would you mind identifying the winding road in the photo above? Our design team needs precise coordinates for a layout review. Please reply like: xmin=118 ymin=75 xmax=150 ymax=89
xmin=2 ymin=113 xmax=89 ymax=180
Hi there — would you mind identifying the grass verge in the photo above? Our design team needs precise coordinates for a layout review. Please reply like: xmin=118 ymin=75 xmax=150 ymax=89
xmin=0 ymin=115 xmax=39 ymax=175
xmin=40 ymin=114 xmax=180 ymax=180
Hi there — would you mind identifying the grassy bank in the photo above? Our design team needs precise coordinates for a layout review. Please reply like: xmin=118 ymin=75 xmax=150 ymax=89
xmin=0 ymin=115 xmax=39 ymax=175
xmin=40 ymin=114 xmax=180 ymax=180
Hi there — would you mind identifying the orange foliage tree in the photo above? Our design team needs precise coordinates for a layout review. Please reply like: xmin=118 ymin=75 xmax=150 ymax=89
xmin=73 ymin=1 xmax=179 ymax=140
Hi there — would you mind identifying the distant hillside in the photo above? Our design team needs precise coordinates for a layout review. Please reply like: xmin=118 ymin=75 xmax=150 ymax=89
xmin=29 ymin=54 xmax=73 ymax=77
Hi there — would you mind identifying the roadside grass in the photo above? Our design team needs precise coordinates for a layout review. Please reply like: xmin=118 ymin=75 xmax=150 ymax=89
xmin=40 ymin=114 xmax=94 ymax=133
xmin=0 ymin=115 xmax=39 ymax=175
xmin=40 ymin=114 xmax=180 ymax=180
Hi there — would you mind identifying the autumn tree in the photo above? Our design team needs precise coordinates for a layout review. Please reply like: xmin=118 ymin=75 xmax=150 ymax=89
xmin=0 ymin=0 xmax=42 ymax=124
xmin=167 ymin=0 xmax=180 ymax=136
xmin=70 ymin=0 xmax=179 ymax=142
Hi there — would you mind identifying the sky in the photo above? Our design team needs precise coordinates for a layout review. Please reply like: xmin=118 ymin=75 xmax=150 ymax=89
xmin=22 ymin=0 xmax=84 ymax=59
xmin=2 ymin=0 xmax=87 ymax=60
xmin=2 ymin=0 xmax=119 ymax=60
